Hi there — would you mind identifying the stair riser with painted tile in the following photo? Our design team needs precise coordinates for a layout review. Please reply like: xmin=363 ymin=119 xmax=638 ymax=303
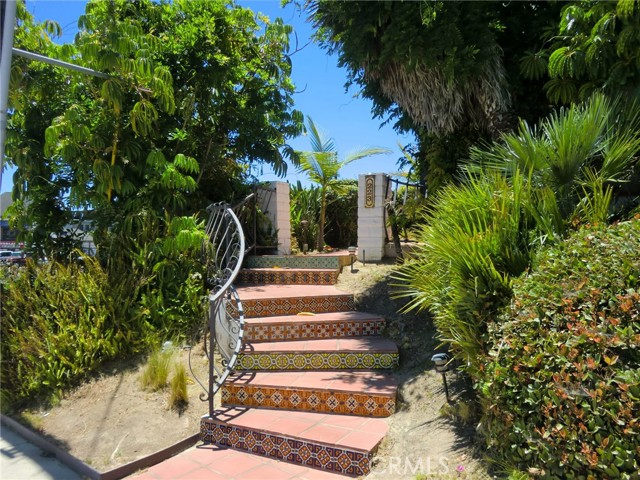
xmin=235 ymin=351 xmax=399 ymax=371
xmin=201 ymin=418 xmax=374 ymax=477
xmin=244 ymin=318 xmax=385 ymax=342
xmin=238 ymin=269 xmax=340 ymax=285
xmin=221 ymin=385 xmax=396 ymax=417
xmin=241 ymin=295 xmax=355 ymax=318
xmin=246 ymin=255 xmax=349 ymax=270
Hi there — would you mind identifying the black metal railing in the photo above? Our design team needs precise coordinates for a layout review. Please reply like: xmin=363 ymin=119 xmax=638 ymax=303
xmin=193 ymin=202 xmax=246 ymax=418
xmin=231 ymin=193 xmax=257 ymax=256
xmin=384 ymin=176 xmax=426 ymax=260
xmin=231 ymin=184 xmax=277 ymax=256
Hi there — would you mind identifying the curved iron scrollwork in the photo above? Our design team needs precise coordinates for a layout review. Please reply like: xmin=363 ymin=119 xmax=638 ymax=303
xmin=191 ymin=202 xmax=246 ymax=418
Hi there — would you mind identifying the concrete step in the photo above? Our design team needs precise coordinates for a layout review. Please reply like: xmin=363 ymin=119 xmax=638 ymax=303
xmin=238 ymin=267 xmax=339 ymax=286
xmin=244 ymin=311 xmax=385 ymax=342
xmin=222 ymin=371 xmax=397 ymax=417
xmin=201 ymin=407 xmax=388 ymax=477
xmin=236 ymin=285 xmax=355 ymax=318
xmin=236 ymin=337 xmax=399 ymax=371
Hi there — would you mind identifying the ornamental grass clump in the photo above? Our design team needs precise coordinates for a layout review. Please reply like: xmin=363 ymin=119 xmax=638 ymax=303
xmin=169 ymin=363 xmax=189 ymax=410
xmin=140 ymin=350 xmax=173 ymax=392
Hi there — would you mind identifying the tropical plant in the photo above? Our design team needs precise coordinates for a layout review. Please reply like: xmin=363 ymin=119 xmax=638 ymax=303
xmin=308 ymin=1 xmax=561 ymax=194
xmin=6 ymin=0 xmax=304 ymax=259
xmin=394 ymin=94 xmax=640 ymax=373
xmin=466 ymin=94 xmax=640 ymax=238
xmin=521 ymin=0 xmax=640 ymax=104
xmin=296 ymin=116 xmax=390 ymax=251
xmin=290 ymin=181 xmax=321 ymax=252
xmin=5 ymin=0 xmax=298 ymax=365
xmin=309 ymin=1 xmax=514 ymax=136
xmin=6 ymin=2 xmax=79 ymax=259
xmin=393 ymin=171 xmax=533 ymax=372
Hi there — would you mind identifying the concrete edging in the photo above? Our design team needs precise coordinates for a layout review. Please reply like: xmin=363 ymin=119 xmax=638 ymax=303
xmin=1 ymin=413 xmax=101 ymax=479
xmin=1 ymin=414 xmax=200 ymax=480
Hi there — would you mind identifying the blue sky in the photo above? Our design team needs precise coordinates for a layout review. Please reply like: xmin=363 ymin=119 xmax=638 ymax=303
xmin=1 ymin=0 xmax=413 ymax=193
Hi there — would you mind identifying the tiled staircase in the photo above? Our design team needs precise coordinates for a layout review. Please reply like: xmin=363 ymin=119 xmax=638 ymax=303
xmin=200 ymin=254 xmax=399 ymax=477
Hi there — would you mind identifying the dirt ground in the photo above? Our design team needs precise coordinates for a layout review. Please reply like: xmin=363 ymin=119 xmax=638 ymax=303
xmin=19 ymin=259 xmax=492 ymax=478
xmin=20 ymin=345 xmax=215 ymax=472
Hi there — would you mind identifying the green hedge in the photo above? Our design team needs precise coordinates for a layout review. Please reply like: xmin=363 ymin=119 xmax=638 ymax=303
xmin=480 ymin=220 xmax=640 ymax=478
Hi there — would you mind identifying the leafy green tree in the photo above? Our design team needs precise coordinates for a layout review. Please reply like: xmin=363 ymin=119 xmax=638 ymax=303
xmin=307 ymin=1 xmax=561 ymax=192
xmin=521 ymin=0 xmax=640 ymax=104
xmin=6 ymin=2 xmax=79 ymax=258
xmin=6 ymin=0 xmax=304 ymax=259
xmin=296 ymin=116 xmax=390 ymax=251
xmin=137 ymin=0 xmax=304 ymax=204
xmin=5 ymin=0 xmax=305 ymax=340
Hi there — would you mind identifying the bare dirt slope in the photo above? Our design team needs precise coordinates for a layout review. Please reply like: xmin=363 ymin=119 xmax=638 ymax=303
xmin=19 ymin=260 xmax=491 ymax=478
xmin=336 ymin=261 xmax=490 ymax=479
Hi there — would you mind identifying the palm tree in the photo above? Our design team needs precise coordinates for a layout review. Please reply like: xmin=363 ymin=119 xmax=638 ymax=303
xmin=297 ymin=117 xmax=391 ymax=251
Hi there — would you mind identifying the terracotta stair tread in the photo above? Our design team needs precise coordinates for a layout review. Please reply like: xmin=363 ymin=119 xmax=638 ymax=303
xmin=236 ymin=284 xmax=349 ymax=300
xmin=210 ymin=407 xmax=388 ymax=453
xmin=227 ymin=370 xmax=397 ymax=396
xmin=245 ymin=311 xmax=383 ymax=325
xmin=241 ymin=337 xmax=398 ymax=353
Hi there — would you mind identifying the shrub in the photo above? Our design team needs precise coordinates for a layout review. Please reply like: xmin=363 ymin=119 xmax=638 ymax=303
xmin=479 ymin=220 xmax=640 ymax=478
xmin=0 ymin=257 xmax=145 ymax=407
xmin=103 ymin=212 xmax=207 ymax=341
xmin=395 ymin=94 xmax=640 ymax=374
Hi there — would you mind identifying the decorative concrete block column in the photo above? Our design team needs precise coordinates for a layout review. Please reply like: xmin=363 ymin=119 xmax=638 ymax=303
xmin=357 ymin=173 xmax=388 ymax=262
xmin=257 ymin=181 xmax=291 ymax=255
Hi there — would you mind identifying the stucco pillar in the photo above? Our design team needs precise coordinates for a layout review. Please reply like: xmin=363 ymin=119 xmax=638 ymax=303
xmin=357 ymin=173 xmax=388 ymax=262
xmin=260 ymin=181 xmax=291 ymax=255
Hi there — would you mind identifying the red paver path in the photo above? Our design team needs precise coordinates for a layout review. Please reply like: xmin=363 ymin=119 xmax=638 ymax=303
xmin=128 ymin=444 xmax=350 ymax=479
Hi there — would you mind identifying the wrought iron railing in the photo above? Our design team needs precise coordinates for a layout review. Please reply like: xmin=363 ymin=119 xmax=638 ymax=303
xmin=384 ymin=176 xmax=426 ymax=260
xmin=230 ymin=184 xmax=277 ymax=256
xmin=192 ymin=201 xmax=246 ymax=418
xmin=231 ymin=193 xmax=257 ymax=255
